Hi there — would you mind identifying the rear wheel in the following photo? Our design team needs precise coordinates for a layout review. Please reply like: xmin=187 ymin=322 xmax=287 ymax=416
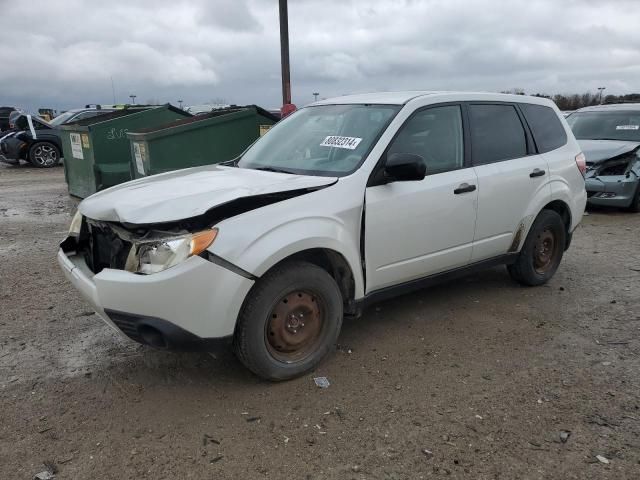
xmin=29 ymin=142 xmax=60 ymax=168
xmin=233 ymin=261 xmax=343 ymax=381
xmin=508 ymin=210 xmax=566 ymax=286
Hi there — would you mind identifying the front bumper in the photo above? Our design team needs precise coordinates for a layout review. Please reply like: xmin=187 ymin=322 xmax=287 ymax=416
xmin=0 ymin=135 xmax=27 ymax=161
xmin=585 ymin=175 xmax=638 ymax=208
xmin=57 ymin=249 xmax=255 ymax=350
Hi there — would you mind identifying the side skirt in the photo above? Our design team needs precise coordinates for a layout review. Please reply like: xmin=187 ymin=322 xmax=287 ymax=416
xmin=358 ymin=253 xmax=518 ymax=308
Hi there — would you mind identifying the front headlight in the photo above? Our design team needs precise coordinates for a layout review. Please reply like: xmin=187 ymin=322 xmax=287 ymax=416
xmin=68 ymin=210 xmax=83 ymax=236
xmin=127 ymin=228 xmax=218 ymax=274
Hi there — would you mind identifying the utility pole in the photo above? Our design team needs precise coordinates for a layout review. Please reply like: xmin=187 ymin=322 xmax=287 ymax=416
xmin=110 ymin=76 xmax=116 ymax=104
xmin=313 ymin=92 xmax=319 ymax=102
xmin=279 ymin=0 xmax=291 ymax=106
xmin=129 ymin=94 xmax=137 ymax=105
xmin=597 ymin=87 xmax=606 ymax=104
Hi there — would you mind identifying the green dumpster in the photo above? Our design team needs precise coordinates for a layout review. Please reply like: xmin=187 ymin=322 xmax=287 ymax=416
xmin=61 ymin=104 xmax=191 ymax=198
xmin=127 ymin=105 xmax=278 ymax=179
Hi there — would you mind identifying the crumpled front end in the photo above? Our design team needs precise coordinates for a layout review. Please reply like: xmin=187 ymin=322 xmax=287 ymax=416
xmin=58 ymin=216 xmax=254 ymax=350
xmin=0 ymin=134 xmax=27 ymax=163
xmin=585 ymin=154 xmax=640 ymax=208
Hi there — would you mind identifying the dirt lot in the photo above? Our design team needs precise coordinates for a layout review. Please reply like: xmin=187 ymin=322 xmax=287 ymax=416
xmin=0 ymin=163 xmax=639 ymax=479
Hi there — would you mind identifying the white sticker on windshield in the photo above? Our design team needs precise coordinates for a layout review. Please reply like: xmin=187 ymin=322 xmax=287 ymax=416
xmin=320 ymin=135 xmax=363 ymax=150
xmin=616 ymin=125 xmax=639 ymax=130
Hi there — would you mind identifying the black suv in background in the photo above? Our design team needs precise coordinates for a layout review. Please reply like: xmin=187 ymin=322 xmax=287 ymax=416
xmin=0 ymin=105 xmax=116 ymax=168
xmin=0 ymin=106 xmax=18 ymax=132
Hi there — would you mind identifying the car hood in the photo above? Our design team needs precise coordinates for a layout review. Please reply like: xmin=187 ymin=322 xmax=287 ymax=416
xmin=578 ymin=139 xmax=640 ymax=164
xmin=79 ymin=165 xmax=338 ymax=225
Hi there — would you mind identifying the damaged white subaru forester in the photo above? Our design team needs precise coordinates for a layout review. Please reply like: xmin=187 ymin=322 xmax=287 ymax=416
xmin=59 ymin=92 xmax=587 ymax=380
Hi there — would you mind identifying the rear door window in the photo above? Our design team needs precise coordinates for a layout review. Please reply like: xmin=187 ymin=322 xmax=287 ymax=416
xmin=520 ymin=103 xmax=567 ymax=153
xmin=468 ymin=104 xmax=527 ymax=165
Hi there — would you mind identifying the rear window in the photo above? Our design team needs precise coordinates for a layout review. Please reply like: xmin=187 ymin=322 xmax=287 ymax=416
xmin=469 ymin=104 xmax=527 ymax=165
xmin=520 ymin=103 xmax=567 ymax=153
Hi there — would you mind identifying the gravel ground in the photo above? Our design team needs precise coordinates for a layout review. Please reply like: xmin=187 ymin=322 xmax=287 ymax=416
xmin=1 ymin=162 xmax=639 ymax=479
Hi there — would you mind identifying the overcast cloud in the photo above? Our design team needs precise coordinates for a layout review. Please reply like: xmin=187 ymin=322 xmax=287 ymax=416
xmin=1 ymin=0 xmax=639 ymax=112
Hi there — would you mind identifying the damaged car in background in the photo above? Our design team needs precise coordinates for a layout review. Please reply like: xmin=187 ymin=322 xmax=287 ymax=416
xmin=567 ymin=103 xmax=640 ymax=212
xmin=0 ymin=106 xmax=115 ymax=167
xmin=59 ymin=92 xmax=586 ymax=381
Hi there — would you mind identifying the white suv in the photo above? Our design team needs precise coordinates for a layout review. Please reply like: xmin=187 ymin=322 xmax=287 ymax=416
xmin=58 ymin=92 xmax=587 ymax=380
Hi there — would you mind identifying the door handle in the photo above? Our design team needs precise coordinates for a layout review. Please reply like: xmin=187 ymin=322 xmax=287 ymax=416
xmin=454 ymin=183 xmax=477 ymax=194
xmin=529 ymin=168 xmax=546 ymax=178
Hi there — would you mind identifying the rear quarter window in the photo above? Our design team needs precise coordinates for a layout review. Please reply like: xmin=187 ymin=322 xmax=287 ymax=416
xmin=520 ymin=103 xmax=567 ymax=153
xmin=468 ymin=104 xmax=527 ymax=165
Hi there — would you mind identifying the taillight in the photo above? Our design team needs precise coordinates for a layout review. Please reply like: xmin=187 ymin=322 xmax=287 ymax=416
xmin=575 ymin=152 xmax=586 ymax=176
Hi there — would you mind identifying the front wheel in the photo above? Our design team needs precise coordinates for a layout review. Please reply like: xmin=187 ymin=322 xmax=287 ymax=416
xmin=233 ymin=261 xmax=343 ymax=381
xmin=507 ymin=210 xmax=566 ymax=286
xmin=29 ymin=141 xmax=60 ymax=168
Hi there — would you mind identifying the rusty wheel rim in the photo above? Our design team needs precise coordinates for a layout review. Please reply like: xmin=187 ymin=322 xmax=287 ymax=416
xmin=533 ymin=228 xmax=556 ymax=274
xmin=265 ymin=290 xmax=324 ymax=363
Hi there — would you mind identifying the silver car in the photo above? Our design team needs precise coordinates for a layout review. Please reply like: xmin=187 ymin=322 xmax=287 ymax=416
xmin=567 ymin=103 xmax=640 ymax=212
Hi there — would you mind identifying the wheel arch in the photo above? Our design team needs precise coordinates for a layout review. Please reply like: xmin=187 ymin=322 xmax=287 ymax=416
xmin=257 ymin=247 xmax=360 ymax=315
xmin=542 ymin=199 xmax=571 ymax=231
xmin=541 ymin=199 xmax=572 ymax=250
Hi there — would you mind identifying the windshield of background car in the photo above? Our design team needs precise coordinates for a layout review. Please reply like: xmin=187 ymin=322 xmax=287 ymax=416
xmin=49 ymin=111 xmax=77 ymax=126
xmin=567 ymin=111 xmax=640 ymax=141
xmin=237 ymin=104 xmax=401 ymax=176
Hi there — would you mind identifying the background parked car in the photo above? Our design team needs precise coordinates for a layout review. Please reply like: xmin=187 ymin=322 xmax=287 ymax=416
xmin=567 ymin=103 xmax=640 ymax=211
xmin=0 ymin=106 xmax=116 ymax=167
xmin=0 ymin=106 xmax=17 ymax=132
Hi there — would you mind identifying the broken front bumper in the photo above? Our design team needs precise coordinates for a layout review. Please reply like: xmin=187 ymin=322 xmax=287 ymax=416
xmin=585 ymin=175 xmax=638 ymax=208
xmin=57 ymin=249 xmax=254 ymax=350
xmin=0 ymin=135 xmax=26 ymax=162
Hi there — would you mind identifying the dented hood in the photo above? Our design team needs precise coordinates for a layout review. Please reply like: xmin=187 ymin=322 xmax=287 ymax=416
xmin=578 ymin=139 xmax=640 ymax=164
xmin=79 ymin=165 xmax=337 ymax=224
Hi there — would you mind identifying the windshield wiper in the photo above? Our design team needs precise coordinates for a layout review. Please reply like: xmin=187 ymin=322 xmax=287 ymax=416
xmin=252 ymin=166 xmax=296 ymax=174
xmin=590 ymin=138 xmax=636 ymax=142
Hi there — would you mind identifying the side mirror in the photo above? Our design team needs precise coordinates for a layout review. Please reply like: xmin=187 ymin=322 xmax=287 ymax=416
xmin=384 ymin=153 xmax=426 ymax=182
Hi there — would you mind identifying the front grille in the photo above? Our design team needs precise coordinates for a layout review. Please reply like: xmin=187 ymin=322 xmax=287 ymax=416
xmin=80 ymin=221 xmax=132 ymax=274
xmin=587 ymin=190 xmax=597 ymax=198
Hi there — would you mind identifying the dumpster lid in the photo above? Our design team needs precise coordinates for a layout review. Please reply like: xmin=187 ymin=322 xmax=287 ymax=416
xmin=62 ymin=107 xmax=151 ymax=127
xmin=129 ymin=105 xmax=277 ymax=135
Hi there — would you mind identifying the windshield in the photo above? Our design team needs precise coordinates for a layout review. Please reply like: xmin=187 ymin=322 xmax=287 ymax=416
xmin=49 ymin=111 xmax=77 ymax=126
xmin=567 ymin=111 xmax=640 ymax=141
xmin=237 ymin=104 xmax=400 ymax=176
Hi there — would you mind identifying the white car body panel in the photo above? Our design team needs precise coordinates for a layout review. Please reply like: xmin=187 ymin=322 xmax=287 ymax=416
xmin=59 ymin=91 xmax=586 ymax=348
xmin=471 ymin=154 xmax=551 ymax=261
xmin=58 ymin=250 xmax=253 ymax=338
xmin=79 ymin=164 xmax=337 ymax=224
xmin=210 ymin=175 xmax=366 ymax=297
xmin=545 ymin=110 xmax=588 ymax=231
xmin=365 ymin=167 xmax=478 ymax=291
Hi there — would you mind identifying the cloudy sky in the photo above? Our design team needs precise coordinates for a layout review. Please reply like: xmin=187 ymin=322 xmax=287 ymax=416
xmin=1 ymin=0 xmax=638 ymax=112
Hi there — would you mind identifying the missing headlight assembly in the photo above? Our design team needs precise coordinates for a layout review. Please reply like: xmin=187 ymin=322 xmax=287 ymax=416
xmin=63 ymin=217 xmax=216 ymax=275
xmin=588 ymin=154 xmax=639 ymax=177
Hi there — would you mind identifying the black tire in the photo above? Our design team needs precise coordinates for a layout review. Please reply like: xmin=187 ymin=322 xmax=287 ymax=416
xmin=626 ymin=183 xmax=640 ymax=213
xmin=507 ymin=210 xmax=566 ymax=286
xmin=28 ymin=141 xmax=60 ymax=168
xmin=233 ymin=261 xmax=343 ymax=381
